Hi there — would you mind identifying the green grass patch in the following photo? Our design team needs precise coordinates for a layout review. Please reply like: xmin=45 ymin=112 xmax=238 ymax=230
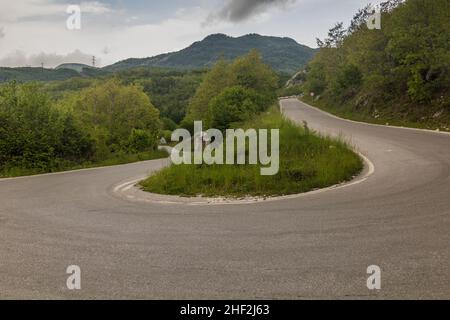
xmin=140 ymin=108 xmax=363 ymax=198
xmin=0 ymin=149 xmax=168 ymax=178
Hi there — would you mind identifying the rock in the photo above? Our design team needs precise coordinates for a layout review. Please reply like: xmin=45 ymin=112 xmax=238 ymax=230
xmin=433 ymin=110 xmax=444 ymax=118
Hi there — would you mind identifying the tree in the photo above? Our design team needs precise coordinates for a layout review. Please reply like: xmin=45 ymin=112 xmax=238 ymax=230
xmin=333 ymin=64 xmax=363 ymax=97
xmin=183 ymin=50 xmax=279 ymax=130
xmin=210 ymin=86 xmax=263 ymax=130
xmin=348 ymin=5 xmax=373 ymax=34
xmin=229 ymin=49 xmax=279 ymax=103
xmin=183 ymin=59 xmax=232 ymax=129
xmin=304 ymin=0 xmax=449 ymax=115
xmin=127 ymin=129 xmax=153 ymax=153
xmin=0 ymin=82 xmax=93 ymax=171
xmin=385 ymin=0 xmax=449 ymax=102
xmin=317 ymin=22 xmax=346 ymax=48
xmin=71 ymin=79 xmax=161 ymax=159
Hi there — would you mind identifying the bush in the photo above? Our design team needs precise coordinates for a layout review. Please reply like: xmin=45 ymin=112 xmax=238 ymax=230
xmin=210 ymin=86 xmax=264 ymax=130
xmin=332 ymin=64 xmax=363 ymax=97
xmin=70 ymin=79 xmax=162 ymax=159
xmin=0 ymin=82 xmax=93 ymax=172
xmin=127 ymin=129 xmax=153 ymax=153
xmin=161 ymin=117 xmax=177 ymax=131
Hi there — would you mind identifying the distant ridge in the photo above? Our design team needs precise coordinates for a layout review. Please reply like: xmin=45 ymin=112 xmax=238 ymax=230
xmin=0 ymin=34 xmax=317 ymax=82
xmin=55 ymin=63 xmax=93 ymax=73
xmin=105 ymin=33 xmax=317 ymax=74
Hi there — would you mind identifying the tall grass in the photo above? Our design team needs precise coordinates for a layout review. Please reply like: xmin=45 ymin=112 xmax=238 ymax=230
xmin=140 ymin=108 xmax=363 ymax=197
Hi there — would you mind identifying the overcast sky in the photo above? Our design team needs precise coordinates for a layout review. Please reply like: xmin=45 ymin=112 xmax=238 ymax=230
xmin=0 ymin=0 xmax=383 ymax=68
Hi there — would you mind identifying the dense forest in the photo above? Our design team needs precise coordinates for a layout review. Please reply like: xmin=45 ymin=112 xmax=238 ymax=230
xmin=41 ymin=68 xmax=206 ymax=125
xmin=301 ymin=0 xmax=449 ymax=129
xmin=116 ymin=68 xmax=205 ymax=124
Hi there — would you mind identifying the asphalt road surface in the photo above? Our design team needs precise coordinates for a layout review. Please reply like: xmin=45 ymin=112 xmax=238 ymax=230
xmin=1 ymin=98 xmax=449 ymax=299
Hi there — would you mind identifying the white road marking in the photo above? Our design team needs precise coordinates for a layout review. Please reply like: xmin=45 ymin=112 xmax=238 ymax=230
xmin=290 ymin=98 xmax=450 ymax=136
xmin=112 ymin=151 xmax=375 ymax=207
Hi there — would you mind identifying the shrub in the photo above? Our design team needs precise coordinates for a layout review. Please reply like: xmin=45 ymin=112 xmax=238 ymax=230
xmin=209 ymin=86 xmax=264 ymax=130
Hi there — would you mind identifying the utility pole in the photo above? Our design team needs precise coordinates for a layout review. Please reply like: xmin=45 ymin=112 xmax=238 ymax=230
xmin=92 ymin=56 xmax=96 ymax=68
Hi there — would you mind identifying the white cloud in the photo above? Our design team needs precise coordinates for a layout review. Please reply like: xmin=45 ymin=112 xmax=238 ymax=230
xmin=105 ymin=7 xmax=224 ymax=63
xmin=0 ymin=49 xmax=99 ymax=68
xmin=0 ymin=1 xmax=116 ymax=67
xmin=81 ymin=1 xmax=112 ymax=14
xmin=0 ymin=0 xmax=112 ymax=23
xmin=0 ymin=0 xmax=64 ymax=23
xmin=0 ymin=5 xmax=214 ymax=67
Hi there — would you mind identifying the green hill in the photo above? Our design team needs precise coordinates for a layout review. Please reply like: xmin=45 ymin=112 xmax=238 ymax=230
xmin=105 ymin=34 xmax=317 ymax=74
xmin=0 ymin=65 xmax=109 ymax=83
xmin=55 ymin=63 xmax=93 ymax=73
xmin=0 ymin=67 xmax=82 ymax=82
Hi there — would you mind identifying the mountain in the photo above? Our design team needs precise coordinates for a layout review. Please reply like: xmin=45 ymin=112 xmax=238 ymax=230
xmin=0 ymin=67 xmax=82 ymax=83
xmin=105 ymin=34 xmax=317 ymax=74
xmin=0 ymin=34 xmax=317 ymax=83
xmin=56 ymin=63 xmax=93 ymax=73
xmin=0 ymin=65 xmax=109 ymax=83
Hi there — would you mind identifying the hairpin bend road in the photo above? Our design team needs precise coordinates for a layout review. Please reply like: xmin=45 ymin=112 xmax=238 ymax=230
xmin=1 ymin=98 xmax=449 ymax=299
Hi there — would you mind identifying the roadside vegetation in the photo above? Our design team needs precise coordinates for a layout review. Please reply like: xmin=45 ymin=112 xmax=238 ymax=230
xmin=140 ymin=52 xmax=363 ymax=198
xmin=0 ymin=80 xmax=167 ymax=177
xmin=300 ymin=0 xmax=449 ymax=130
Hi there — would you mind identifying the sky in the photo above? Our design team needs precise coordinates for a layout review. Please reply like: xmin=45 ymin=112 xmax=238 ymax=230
xmin=0 ymin=0 xmax=384 ymax=68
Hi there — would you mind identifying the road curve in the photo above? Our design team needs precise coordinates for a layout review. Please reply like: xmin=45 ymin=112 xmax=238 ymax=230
xmin=1 ymin=98 xmax=449 ymax=299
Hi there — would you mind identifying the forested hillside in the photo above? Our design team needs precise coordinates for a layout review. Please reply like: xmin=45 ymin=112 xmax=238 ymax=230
xmin=0 ymin=65 xmax=110 ymax=83
xmin=0 ymin=67 xmax=83 ymax=82
xmin=115 ymin=68 xmax=205 ymax=124
xmin=40 ymin=68 xmax=205 ymax=125
xmin=301 ymin=0 xmax=449 ymax=129
xmin=105 ymin=34 xmax=317 ymax=74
